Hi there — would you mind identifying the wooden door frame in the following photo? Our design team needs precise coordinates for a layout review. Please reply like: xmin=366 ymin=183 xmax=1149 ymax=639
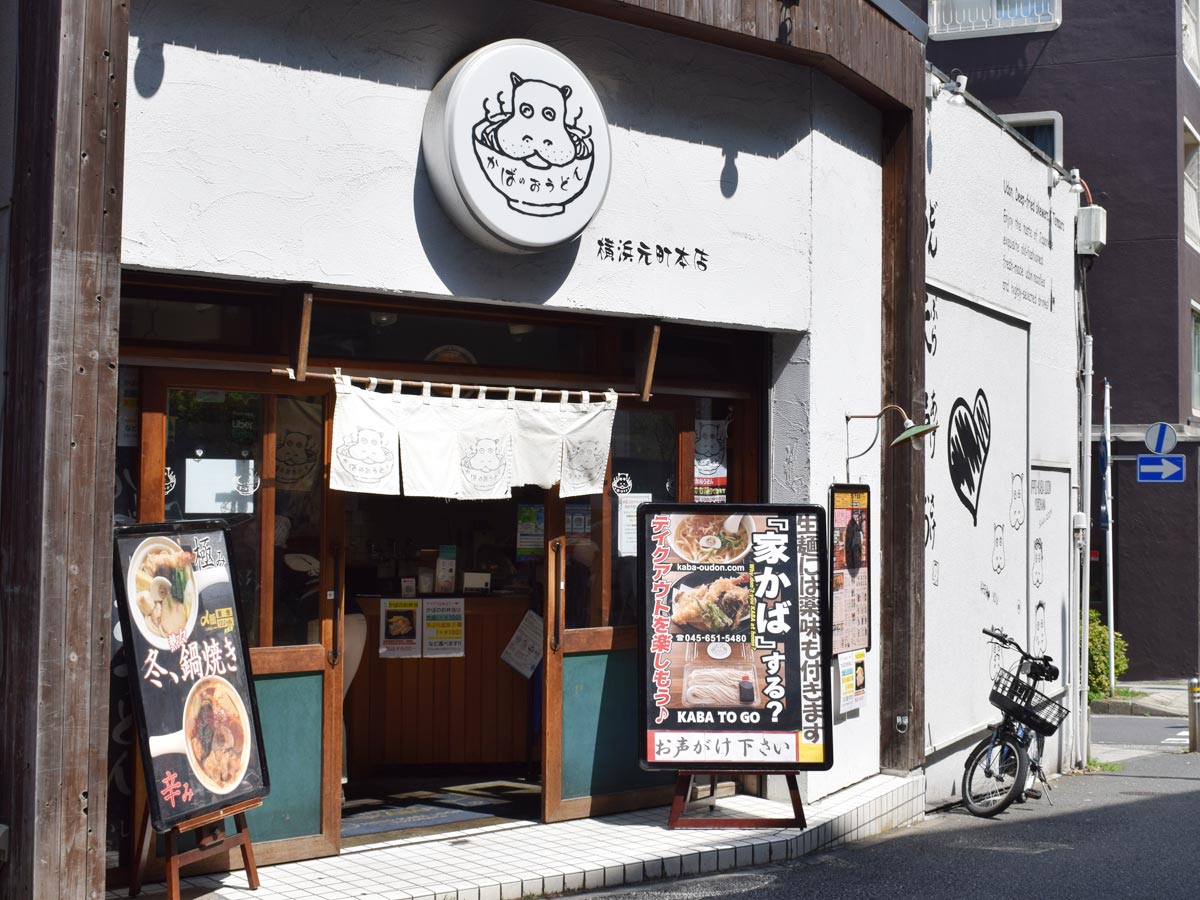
xmin=132 ymin=367 xmax=343 ymax=867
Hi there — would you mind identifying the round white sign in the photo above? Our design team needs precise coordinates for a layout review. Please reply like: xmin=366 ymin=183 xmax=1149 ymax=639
xmin=422 ymin=39 xmax=612 ymax=254
xmin=1145 ymin=421 xmax=1178 ymax=455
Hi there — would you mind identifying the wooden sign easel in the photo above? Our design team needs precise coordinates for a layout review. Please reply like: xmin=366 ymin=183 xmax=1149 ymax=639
xmin=129 ymin=796 xmax=262 ymax=899
xmin=667 ymin=771 xmax=806 ymax=829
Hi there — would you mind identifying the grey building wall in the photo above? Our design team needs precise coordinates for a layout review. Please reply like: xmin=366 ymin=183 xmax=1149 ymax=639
xmin=769 ymin=332 xmax=811 ymax=503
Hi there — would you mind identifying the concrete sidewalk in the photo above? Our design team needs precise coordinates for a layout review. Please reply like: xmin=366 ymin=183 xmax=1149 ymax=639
xmin=1089 ymin=679 xmax=1190 ymax=717
xmin=116 ymin=773 xmax=924 ymax=900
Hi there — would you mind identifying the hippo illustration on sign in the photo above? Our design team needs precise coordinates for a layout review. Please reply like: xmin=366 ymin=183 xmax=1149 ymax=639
xmin=423 ymin=39 xmax=612 ymax=252
xmin=474 ymin=72 xmax=596 ymax=216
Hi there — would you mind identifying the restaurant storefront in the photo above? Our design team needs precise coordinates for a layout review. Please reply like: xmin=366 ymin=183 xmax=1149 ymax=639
xmin=108 ymin=274 xmax=766 ymax=874
xmin=1 ymin=1 xmax=928 ymax=896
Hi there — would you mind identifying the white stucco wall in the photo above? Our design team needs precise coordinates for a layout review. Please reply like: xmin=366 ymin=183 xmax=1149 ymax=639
xmin=765 ymin=72 xmax=883 ymax=803
xmin=805 ymin=76 xmax=883 ymax=800
xmin=122 ymin=0 xmax=828 ymax=332
xmin=922 ymin=90 xmax=1081 ymax=808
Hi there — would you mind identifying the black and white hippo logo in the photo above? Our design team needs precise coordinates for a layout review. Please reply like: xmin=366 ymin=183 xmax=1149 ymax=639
xmin=474 ymin=71 xmax=596 ymax=216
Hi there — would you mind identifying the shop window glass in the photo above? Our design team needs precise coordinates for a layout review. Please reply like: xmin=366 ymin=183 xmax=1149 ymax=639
xmin=273 ymin=397 xmax=327 ymax=647
xmin=164 ymin=390 xmax=326 ymax=648
xmin=650 ymin=323 xmax=763 ymax=389
xmin=604 ymin=408 xmax=679 ymax=628
xmin=165 ymin=389 xmax=265 ymax=643
xmin=120 ymin=295 xmax=285 ymax=354
xmin=693 ymin=398 xmax=733 ymax=504
xmin=308 ymin=305 xmax=599 ymax=373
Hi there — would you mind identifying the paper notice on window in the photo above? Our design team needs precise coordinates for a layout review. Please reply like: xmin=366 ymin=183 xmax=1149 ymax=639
xmin=501 ymin=610 xmax=545 ymax=679
xmin=380 ymin=598 xmax=422 ymax=658
xmin=423 ymin=597 xmax=465 ymax=657
xmin=618 ymin=493 xmax=652 ymax=557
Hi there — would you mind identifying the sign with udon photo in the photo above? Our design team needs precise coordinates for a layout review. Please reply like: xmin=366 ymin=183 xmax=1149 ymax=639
xmin=113 ymin=522 xmax=269 ymax=832
xmin=830 ymin=484 xmax=871 ymax=655
xmin=637 ymin=504 xmax=832 ymax=772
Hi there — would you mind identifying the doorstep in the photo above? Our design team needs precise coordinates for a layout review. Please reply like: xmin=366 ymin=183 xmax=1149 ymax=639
xmin=115 ymin=773 xmax=924 ymax=900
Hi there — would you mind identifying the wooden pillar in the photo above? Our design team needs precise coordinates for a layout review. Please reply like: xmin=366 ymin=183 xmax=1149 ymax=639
xmin=879 ymin=98 xmax=927 ymax=773
xmin=0 ymin=1 xmax=129 ymax=898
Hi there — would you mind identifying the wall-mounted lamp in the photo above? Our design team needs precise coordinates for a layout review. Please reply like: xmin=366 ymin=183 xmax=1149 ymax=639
xmin=926 ymin=68 xmax=968 ymax=104
xmin=845 ymin=404 xmax=938 ymax=482
xmin=370 ymin=311 xmax=399 ymax=328
xmin=1048 ymin=167 xmax=1085 ymax=194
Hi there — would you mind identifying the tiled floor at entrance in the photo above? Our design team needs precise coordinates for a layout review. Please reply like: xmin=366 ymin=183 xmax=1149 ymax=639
xmin=115 ymin=773 xmax=923 ymax=900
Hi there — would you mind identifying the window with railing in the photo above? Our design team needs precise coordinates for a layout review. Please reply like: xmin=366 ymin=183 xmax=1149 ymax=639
xmin=1186 ymin=1 xmax=1200 ymax=78
xmin=1192 ymin=312 xmax=1200 ymax=411
xmin=1186 ymin=128 xmax=1200 ymax=248
xmin=929 ymin=0 xmax=1061 ymax=40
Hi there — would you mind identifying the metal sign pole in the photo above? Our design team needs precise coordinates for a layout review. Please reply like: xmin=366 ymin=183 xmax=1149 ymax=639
xmin=1103 ymin=379 xmax=1116 ymax=697
xmin=1078 ymin=335 xmax=1093 ymax=768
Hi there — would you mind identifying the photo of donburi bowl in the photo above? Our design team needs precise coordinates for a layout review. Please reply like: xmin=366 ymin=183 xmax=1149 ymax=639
xmin=149 ymin=675 xmax=253 ymax=796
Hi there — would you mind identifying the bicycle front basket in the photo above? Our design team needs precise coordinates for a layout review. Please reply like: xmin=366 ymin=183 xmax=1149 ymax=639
xmin=989 ymin=669 xmax=1068 ymax=736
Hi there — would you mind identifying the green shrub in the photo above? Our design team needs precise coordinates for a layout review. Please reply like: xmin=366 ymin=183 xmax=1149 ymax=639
xmin=1088 ymin=609 xmax=1129 ymax=699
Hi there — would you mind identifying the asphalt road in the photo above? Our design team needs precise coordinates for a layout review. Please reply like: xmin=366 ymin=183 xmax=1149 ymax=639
xmin=580 ymin=747 xmax=1200 ymax=900
xmin=1091 ymin=714 xmax=1190 ymax=749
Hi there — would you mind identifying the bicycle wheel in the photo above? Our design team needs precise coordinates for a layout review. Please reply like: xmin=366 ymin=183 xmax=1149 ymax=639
xmin=961 ymin=731 xmax=1028 ymax=817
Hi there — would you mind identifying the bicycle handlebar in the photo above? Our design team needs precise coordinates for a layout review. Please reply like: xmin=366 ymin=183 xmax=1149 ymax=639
xmin=981 ymin=627 xmax=1055 ymax=665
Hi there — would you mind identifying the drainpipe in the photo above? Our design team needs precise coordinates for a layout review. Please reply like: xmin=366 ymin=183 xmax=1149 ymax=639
xmin=1103 ymin=379 xmax=1116 ymax=697
xmin=1077 ymin=335 xmax=1093 ymax=768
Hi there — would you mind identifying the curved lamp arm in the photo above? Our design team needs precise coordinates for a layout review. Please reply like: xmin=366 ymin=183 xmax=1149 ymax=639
xmin=844 ymin=405 xmax=938 ymax=482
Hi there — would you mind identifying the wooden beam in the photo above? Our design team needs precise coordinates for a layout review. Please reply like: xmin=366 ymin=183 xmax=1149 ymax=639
xmin=878 ymin=95 xmax=927 ymax=773
xmin=0 ymin=1 xmax=130 ymax=898
xmin=538 ymin=0 xmax=924 ymax=112
xmin=291 ymin=288 xmax=313 ymax=382
xmin=635 ymin=322 xmax=661 ymax=402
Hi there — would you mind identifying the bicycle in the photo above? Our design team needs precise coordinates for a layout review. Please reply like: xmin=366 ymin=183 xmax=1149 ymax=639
xmin=961 ymin=627 xmax=1067 ymax=817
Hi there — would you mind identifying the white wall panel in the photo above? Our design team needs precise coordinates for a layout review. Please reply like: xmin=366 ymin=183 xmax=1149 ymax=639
xmin=115 ymin=0 xmax=891 ymax=333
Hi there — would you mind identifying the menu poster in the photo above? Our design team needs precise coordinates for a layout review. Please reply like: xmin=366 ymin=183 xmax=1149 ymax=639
xmin=113 ymin=522 xmax=269 ymax=832
xmin=838 ymin=650 xmax=866 ymax=713
xmin=423 ymin=597 xmax=466 ymax=657
xmin=638 ymin=504 xmax=832 ymax=772
xmin=830 ymin=484 xmax=871 ymax=655
xmin=380 ymin=598 xmax=422 ymax=658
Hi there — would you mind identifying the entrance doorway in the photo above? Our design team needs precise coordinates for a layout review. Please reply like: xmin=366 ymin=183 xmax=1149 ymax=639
xmin=338 ymin=488 xmax=547 ymax=843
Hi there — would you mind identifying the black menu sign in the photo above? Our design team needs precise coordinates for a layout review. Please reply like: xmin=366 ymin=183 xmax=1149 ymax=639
xmin=114 ymin=521 xmax=269 ymax=832
xmin=638 ymin=504 xmax=832 ymax=772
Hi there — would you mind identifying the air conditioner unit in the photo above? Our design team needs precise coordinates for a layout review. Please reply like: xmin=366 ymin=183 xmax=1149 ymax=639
xmin=1076 ymin=205 xmax=1107 ymax=256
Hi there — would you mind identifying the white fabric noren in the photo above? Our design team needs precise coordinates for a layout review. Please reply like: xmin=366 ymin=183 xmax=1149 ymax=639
xmin=558 ymin=390 xmax=618 ymax=497
xmin=394 ymin=383 xmax=461 ymax=498
xmin=330 ymin=377 xmax=400 ymax=494
xmin=511 ymin=388 xmax=564 ymax=490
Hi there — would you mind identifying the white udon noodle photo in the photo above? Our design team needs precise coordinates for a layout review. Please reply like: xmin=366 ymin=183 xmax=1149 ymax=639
xmin=683 ymin=667 xmax=757 ymax=706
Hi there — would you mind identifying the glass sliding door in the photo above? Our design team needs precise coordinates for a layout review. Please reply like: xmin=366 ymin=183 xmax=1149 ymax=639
xmin=542 ymin=397 xmax=758 ymax=821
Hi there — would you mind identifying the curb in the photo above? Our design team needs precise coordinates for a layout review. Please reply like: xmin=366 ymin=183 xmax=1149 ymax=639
xmin=1088 ymin=698 xmax=1182 ymax=717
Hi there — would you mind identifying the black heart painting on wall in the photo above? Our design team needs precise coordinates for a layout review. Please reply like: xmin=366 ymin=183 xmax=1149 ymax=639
xmin=947 ymin=389 xmax=991 ymax=526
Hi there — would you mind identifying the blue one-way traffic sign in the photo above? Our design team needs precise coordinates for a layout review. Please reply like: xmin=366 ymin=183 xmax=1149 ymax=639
xmin=1137 ymin=454 xmax=1186 ymax=483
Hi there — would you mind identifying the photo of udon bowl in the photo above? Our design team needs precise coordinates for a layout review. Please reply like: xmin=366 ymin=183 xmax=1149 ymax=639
xmin=149 ymin=675 xmax=253 ymax=796
xmin=126 ymin=536 xmax=200 ymax=649
xmin=668 ymin=514 xmax=753 ymax=565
